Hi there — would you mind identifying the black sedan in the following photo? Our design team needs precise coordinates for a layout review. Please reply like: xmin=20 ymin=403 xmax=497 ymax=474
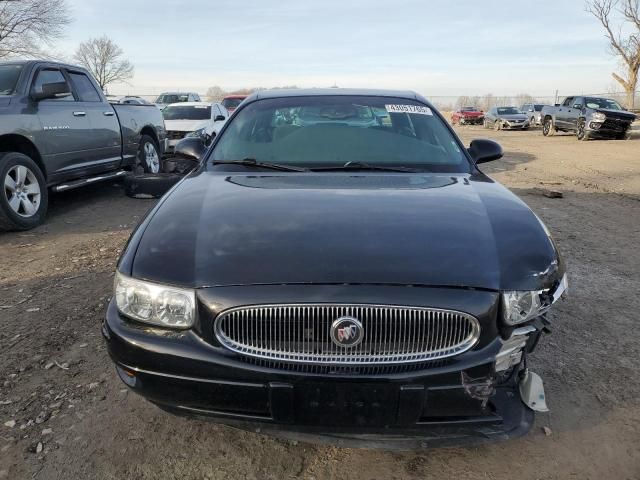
xmin=484 ymin=106 xmax=530 ymax=130
xmin=103 ymin=89 xmax=567 ymax=448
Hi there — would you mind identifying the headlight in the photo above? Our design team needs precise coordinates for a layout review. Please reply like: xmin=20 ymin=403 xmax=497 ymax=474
xmin=592 ymin=112 xmax=606 ymax=122
xmin=185 ymin=128 xmax=205 ymax=138
xmin=114 ymin=272 xmax=195 ymax=329
xmin=501 ymin=274 xmax=568 ymax=325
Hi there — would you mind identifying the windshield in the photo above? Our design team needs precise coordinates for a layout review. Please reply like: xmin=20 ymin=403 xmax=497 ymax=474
xmin=162 ymin=105 xmax=211 ymax=120
xmin=210 ymin=96 xmax=471 ymax=173
xmin=156 ymin=94 xmax=189 ymax=104
xmin=222 ymin=97 xmax=245 ymax=109
xmin=497 ymin=107 xmax=520 ymax=115
xmin=0 ymin=64 xmax=23 ymax=95
xmin=585 ymin=97 xmax=623 ymax=110
xmin=534 ymin=104 xmax=544 ymax=111
xmin=461 ymin=107 xmax=477 ymax=112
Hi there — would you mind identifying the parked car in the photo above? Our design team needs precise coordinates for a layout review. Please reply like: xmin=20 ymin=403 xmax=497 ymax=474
xmin=162 ymin=102 xmax=228 ymax=152
xmin=119 ymin=95 xmax=152 ymax=105
xmin=540 ymin=96 xmax=636 ymax=140
xmin=520 ymin=103 xmax=546 ymax=126
xmin=484 ymin=106 xmax=529 ymax=130
xmin=451 ymin=106 xmax=484 ymax=125
xmin=221 ymin=94 xmax=247 ymax=113
xmin=104 ymin=88 xmax=568 ymax=448
xmin=0 ymin=60 xmax=167 ymax=230
xmin=155 ymin=92 xmax=202 ymax=110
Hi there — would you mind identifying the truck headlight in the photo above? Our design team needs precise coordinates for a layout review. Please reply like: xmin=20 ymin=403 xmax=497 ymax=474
xmin=185 ymin=128 xmax=206 ymax=139
xmin=114 ymin=272 xmax=195 ymax=328
xmin=592 ymin=112 xmax=606 ymax=122
xmin=501 ymin=275 xmax=568 ymax=326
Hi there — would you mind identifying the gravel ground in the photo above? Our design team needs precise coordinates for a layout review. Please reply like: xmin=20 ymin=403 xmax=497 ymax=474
xmin=1 ymin=125 xmax=639 ymax=479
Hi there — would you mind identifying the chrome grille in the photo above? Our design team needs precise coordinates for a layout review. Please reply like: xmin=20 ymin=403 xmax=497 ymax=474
xmin=214 ymin=304 xmax=480 ymax=365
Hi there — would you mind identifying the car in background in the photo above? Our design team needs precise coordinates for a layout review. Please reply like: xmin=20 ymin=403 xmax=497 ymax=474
xmin=221 ymin=94 xmax=247 ymax=113
xmin=119 ymin=95 xmax=153 ymax=105
xmin=540 ymin=96 xmax=636 ymax=140
xmin=163 ymin=102 xmax=228 ymax=152
xmin=451 ymin=106 xmax=484 ymax=125
xmin=520 ymin=103 xmax=546 ymax=126
xmin=155 ymin=92 xmax=202 ymax=110
xmin=484 ymin=106 xmax=529 ymax=130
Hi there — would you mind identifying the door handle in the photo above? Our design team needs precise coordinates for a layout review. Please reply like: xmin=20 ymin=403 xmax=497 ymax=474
xmin=103 ymin=111 xmax=115 ymax=116
xmin=73 ymin=111 xmax=86 ymax=117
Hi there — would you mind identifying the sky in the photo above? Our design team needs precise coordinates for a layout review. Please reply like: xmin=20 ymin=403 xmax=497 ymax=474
xmin=57 ymin=0 xmax=626 ymax=99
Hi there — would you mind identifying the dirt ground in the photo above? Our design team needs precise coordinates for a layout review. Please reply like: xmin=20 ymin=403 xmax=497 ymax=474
xmin=1 ymin=124 xmax=639 ymax=479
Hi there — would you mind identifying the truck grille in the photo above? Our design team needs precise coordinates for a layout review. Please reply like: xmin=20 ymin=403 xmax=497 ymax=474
xmin=214 ymin=304 xmax=480 ymax=365
xmin=166 ymin=130 xmax=186 ymax=140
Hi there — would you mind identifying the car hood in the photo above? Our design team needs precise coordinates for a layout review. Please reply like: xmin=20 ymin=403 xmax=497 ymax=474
xmin=594 ymin=108 xmax=636 ymax=121
xmin=461 ymin=111 xmax=483 ymax=117
xmin=499 ymin=114 xmax=527 ymax=121
xmin=164 ymin=119 xmax=210 ymax=132
xmin=126 ymin=172 xmax=561 ymax=291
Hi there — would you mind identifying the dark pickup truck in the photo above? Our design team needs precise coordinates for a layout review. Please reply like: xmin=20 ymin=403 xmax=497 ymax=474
xmin=0 ymin=60 xmax=167 ymax=230
xmin=540 ymin=96 xmax=636 ymax=140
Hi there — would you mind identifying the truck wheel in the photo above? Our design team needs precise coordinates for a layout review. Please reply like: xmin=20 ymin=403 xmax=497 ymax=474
xmin=136 ymin=135 xmax=161 ymax=174
xmin=0 ymin=152 xmax=48 ymax=231
xmin=542 ymin=117 xmax=555 ymax=137
xmin=576 ymin=119 xmax=588 ymax=141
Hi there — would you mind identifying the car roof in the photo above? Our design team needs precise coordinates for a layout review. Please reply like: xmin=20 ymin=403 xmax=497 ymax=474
xmin=247 ymin=88 xmax=423 ymax=102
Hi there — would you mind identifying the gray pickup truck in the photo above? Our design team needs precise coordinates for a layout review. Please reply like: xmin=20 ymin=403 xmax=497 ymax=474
xmin=0 ymin=60 xmax=167 ymax=231
xmin=540 ymin=96 xmax=636 ymax=140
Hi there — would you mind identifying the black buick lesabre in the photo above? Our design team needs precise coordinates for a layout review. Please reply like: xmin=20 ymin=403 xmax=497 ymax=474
xmin=104 ymin=89 xmax=567 ymax=448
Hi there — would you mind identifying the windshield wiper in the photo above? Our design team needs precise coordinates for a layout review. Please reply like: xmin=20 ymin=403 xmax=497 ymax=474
xmin=212 ymin=158 xmax=308 ymax=172
xmin=310 ymin=161 xmax=420 ymax=173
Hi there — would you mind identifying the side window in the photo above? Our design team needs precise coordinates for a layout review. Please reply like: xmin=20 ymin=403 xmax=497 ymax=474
xmin=562 ymin=97 xmax=573 ymax=107
xmin=32 ymin=69 xmax=73 ymax=102
xmin=572 ymin=97 xmax=583 ymax=109
xmin=68 ymin=72 xmax=102 ymax=102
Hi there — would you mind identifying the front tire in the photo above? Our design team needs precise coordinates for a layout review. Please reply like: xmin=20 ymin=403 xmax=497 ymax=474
xmin=0 ymin=152 xmax=48 ymax=231
xmin=576 ymin=118 xmax=588 ymax=141
xmin=542 ymin=117 xmax=556 ymax=136
xmin=136 ymin=135 xmax=161 ymax=174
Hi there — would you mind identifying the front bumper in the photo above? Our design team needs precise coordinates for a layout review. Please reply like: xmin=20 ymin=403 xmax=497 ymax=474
xmin=501 ymin=121 xmax=529 ymax=130
xmin=103 ymin=298 xmax=535 ymax=448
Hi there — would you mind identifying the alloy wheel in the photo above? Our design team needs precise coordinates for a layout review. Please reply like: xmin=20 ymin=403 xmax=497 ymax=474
xmin=4 ymin=165 xmax=41 ymax=217
xmin=144 ymin=142 xmax=160 ymax=173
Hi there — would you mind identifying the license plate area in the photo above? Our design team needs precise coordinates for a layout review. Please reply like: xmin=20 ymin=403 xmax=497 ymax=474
xmin=295 ymin=382 xmax=398 ymax=427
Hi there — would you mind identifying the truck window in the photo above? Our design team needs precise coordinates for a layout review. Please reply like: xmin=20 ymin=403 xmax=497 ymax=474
xmin=68 ymin=72 xmax=102 ymax=102
xmin=562 ymin=97 xmax=573 ymax=107
xmin=0 ymin=64 xmax=23 ymax=95
xmin=33 ymin=69 xmax=73 ymax=101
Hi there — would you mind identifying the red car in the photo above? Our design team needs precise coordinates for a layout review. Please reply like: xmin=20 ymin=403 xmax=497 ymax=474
xmin=451 ymin=106 xmax=484 ymax=125
xmin=221 ymin=95 xmax=248 ymax=113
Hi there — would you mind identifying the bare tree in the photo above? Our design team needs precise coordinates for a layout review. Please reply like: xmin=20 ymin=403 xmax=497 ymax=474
xmin=0 ymin=0 xmax=71 ymax=58
xmin=586 ymin=0 xmax=640 ymax=108
xmin=74 ymin=36 xmax=134 ymax=91
xmin=206 ymin=85 xmax=226 ymax=102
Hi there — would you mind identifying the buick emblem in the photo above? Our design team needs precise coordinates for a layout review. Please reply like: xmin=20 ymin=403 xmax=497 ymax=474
xmin=330 ymin=316 xmax=364 ymax=348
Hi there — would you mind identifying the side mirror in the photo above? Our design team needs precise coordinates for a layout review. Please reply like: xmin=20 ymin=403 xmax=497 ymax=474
xmin=468 ymin=139 xmax=503 ymax=164
xmin=174 ymin=137 xmax=205 ymax=162
xmin=214 ymin=115 xmax=226 ymax=121
xmin=32 ymin=82 xmax=71 ymax=101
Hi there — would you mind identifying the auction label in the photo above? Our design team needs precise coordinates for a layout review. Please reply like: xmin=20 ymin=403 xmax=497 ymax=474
xmin=385 ymin=104 xmax=433 ymax=115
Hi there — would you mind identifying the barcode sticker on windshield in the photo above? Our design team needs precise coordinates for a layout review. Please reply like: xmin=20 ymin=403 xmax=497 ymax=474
xmin=385 ymin=105 xmax=433 ymax=115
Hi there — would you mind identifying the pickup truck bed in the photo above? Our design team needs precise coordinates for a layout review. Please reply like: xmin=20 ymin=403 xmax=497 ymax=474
xmin=0 ymin=60 xmax=167 ymax=230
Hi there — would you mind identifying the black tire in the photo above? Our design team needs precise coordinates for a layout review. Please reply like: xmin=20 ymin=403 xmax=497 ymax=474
xmin=576 ymin=118 xmax=588 ymax=141
xmin=542 ymin=117 xmax=555 ymax=137
xmin=124 ymin=173 xmax=183 ymax=199
xmin=135 ymin=135 xmax=161 ymax=174
xmin=615 ymin=130 xmax=631 ymax=140
xmin=0 ymin=152 xmax=48 ymax=231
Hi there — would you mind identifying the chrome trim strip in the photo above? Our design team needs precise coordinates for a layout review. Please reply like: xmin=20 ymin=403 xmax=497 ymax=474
xmin=213 ymin=304 xmax=481 ymax=366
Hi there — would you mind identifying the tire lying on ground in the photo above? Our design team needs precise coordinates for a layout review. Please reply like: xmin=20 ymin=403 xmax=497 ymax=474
xmin=123 ymin=173 xmax=183 ymax=199
xmin=0 ymin=151 xmax=48 ymax=231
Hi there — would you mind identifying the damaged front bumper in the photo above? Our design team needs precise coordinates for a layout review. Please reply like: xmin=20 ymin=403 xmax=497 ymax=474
xmin=102 ymin=297 xmax=549 ymax=448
